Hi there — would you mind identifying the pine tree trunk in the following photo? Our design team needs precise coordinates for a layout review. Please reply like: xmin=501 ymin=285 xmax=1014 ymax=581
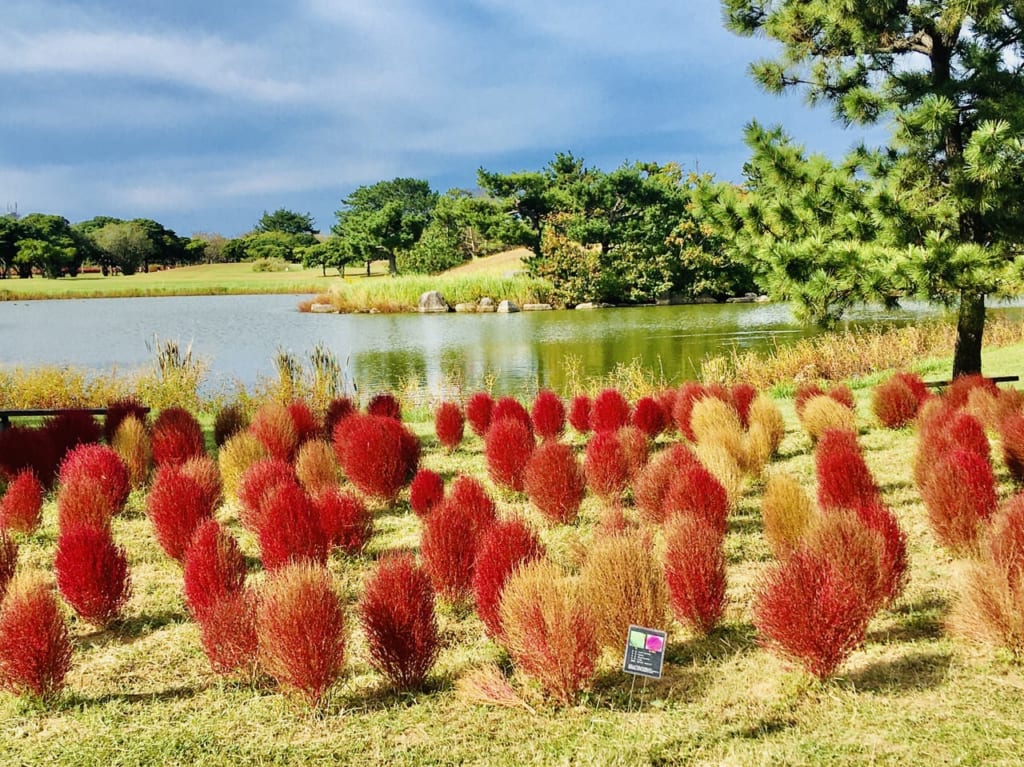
xmin=952 ymin=291 xmax=985 ymax=378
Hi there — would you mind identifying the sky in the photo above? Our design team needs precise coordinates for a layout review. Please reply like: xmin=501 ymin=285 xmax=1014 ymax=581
xmin=0 ymin=0 xmax=888 ymax=238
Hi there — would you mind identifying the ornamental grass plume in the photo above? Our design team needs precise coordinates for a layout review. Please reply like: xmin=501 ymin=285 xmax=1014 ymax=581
xmin=103 ymin=396 xmax=149 ymax=444
xmin=761 ymin=473 xmax=818 ymax=560
xmin=54 ymin=523 xmax=131 ymax=627
xmin=182 ymin=520 xmax=247 ymax=620
xmin=249 ymin=401 xmax=299 ymax=462
xmin=256 ymin=481 xmax=329 ymax=570
xmin=311 ymin=486 xmax=372 ymax=556
xmin=590 ymin=388 xmax=631 ymax=433
xmin=523 ymin=441 xmax=586 ymax=524
xmin=631 ymin=395 xmax=668 ymax=439
xmin=578 ymin=531 xmax=669 ymax=652
xmin=567 ymin=394 xmax=592 ymax=434
xmin=815 ymin=429 xmax=881 ymax=513
xmin=0 ymin=571 xmax=73 ymax=701
xmin=799 ymin=395 xmax=858 ymax=443
xmin=0 ymin=470 xmax=44 ymax=535
xmin=583 ymin=430 xmax=630 ymax=503
xmin=434 ymin=401 xmax=465 ymax=452
xmin=294 ymin=438 xmax=340 ymax=494
xmin=334 ymin=413 xmax=419 ymax=503
xmin=111 ymin=415 xmax=151 ymax=489
xmin=145 ymin=464 xmax=217 ymax=562
xmin=150 ymin=407 xmax=205 ymax=468
xmin=664 ymin=515 xmax=727 ymax=635
xmin=358 ymin=553 xmax=439 ymax=690
xmin=218 ymin=431 xmax=269 ymax=502
xmin=465 ymin=391 xmax=494 ymax=437
xmin=421 ymin=476 xmax=496 ymax=603
xmin=472 ymin=517 xmax=545 ymax=639
xmin=530 ymin=389 xmax=566 ymax=441
xmin=196 ymin=586 xmax=258 ymax=678
xmin=367 ymin=392 xmax=402 ymax=420
xmin=212 ymin=402 xmax=249 ymax=448
xmin=499 ymin=559 xmax=598 ymax=705
xmin=409 ymin=468 xmax=445 ymax=518
xmin=256 ymin=562 xmax=345 ymax=707
xmin=920 ymin=447 xmax=998 ymax=555
xmin=484 ymin=417 xmax=535 ymax=492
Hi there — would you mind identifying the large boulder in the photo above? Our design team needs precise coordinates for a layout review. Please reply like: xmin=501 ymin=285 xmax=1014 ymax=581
xmin=496 ymin=300 xmax=520 ymax=314
xmin=418 ymin=291 xmax=450 ymax=313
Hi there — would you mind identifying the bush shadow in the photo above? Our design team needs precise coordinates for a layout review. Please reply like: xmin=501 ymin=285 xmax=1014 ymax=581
xmin=842 ymin=649 xmax=953 ymax=693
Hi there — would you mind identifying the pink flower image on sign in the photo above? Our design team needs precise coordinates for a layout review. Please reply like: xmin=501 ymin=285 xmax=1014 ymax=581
xmin=645 ymin=634 xmax=664 ymax=653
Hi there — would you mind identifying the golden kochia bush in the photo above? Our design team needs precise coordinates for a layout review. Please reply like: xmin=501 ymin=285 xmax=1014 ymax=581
xmin=111 ymin=415 xmax=151 ymax=489
xmin=747 ymin=394 xmax=786 ymax=468
xmin=799 ymin=395 xmax=857 ymax=442
xmin=294 ymin=439 xmax=340 ymax=493
xmin=499 ymin=559 xmax=598 ymax=705
xmin=217 ymin=431 xmax=268 ymax=499
xmin=761 ymin=473 xmax=818 ymax=560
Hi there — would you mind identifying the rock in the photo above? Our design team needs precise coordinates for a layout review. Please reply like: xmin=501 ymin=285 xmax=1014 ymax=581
xmin=522 ymin=303 xmax=553 ymax=311
xmin=756 ymin=295 xmax=771 ymax=303
xmin=454 ymin=302 xmax=476 ymax=313
xmin=477 ymin=304 xmax=497 ymax=313
xmin=418 ymin=291 xmax=449 ymax=313
xmin=478 ymin=297 xmax=495 ymax=308
xmin=496 ymin=300 xmax=520 ymax=313
xmin=575 ymin=302 xmax=612 ymax=310
xmin=725 ymin=296 xmax=756 ymax=303
xmin=693 ymin=295 xmax=718 ymax=304
xmin=309 ymin=303 xmax=337 ymax=314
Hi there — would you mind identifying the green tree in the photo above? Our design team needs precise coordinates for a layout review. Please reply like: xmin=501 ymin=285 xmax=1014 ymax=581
xmin=0 ymin=215 xmax=19 ymax=279
xmin=255 ymin=208 xmax=317 ymax=236
xmin=17 ymin=214 xmax=80 ymax=278
xmin=92 ymin=222 xmax=157 ymax=275
xmin=400 ymin=190 xmax=511 ymax=274
xmin=723 ymin=0 xmax=1024 ymax=376
xmin=13 ymin=238 xmax=74 ymax=278
xmin=333 ymin=178 xmax=438 ymax=276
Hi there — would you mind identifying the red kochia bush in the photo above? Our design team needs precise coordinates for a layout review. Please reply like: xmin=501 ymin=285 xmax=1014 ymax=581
xmin=0 ymin=533 xmax=18 ymax=603
xmin=731 ymin=383 xmax=758 ymax=429
xmin=56 ymin=476 xmax=119 ymax=532
xmin=197 ymin=586 xmax=258 ymax=678
xmin=367 ymin=392 xmax=402 ymax=420
xmin=484 ymin=418 xmax=535 ymax=492
xmin=1001 ymin=413 xmax=1024 ymax=484
xmin=753 ymin=545 xmax=874 ymax=679
xmin=465 ymin=391 xmax=494 ymax=437
xmin=583 ymin=430 xmax=629 ymax=502
xmin=920 ymin=448 xmax=998 ymax=554
xmin=915 ymin=408 xmax=990 ymax=488
xmin=635 ymin=445 xmax=701 ymax=524
xmin=409 ymin=469 xmax=445 ymax=517
xmin=335 ymin=414 xmax=419 ymax=502
xmin=491 ymin=397 xmax=533 ymax=434
xmin=617 ymin=425 xmax=649 ymax=480
xmin=662 ymin=461 xmax=730 ymax=534
xmin=311 ymin=487 xmax=372 ymax=556
xmin=815 ymin=429 xmax=880 ymax=512
xmin=945 ymin=373 xmax=999 ymax=411
xmin=323 ymin=396 xmax=355 ymax=439
xmin=434 ymin=401 xmax=465 ymax=452
xmin=237 ymin=457 xmax=296 ymax=532
xmin=150 ymin=407 xmax=205 ymax=467
xmin=531 ymin=390 xmax=566 ymax=441
xmin=359 ymin=553 xmax=440 ymax=690
xmin=0 ymin=470 xmax=44 ymax=534
xmin=421 ymin=477 xmax=496 ymax=602
xmin=250 ymin=402 xmax=299 ymax=462
xmin=0 ymin=426 xmax=59 ymax=489
xmin=146 ymin=465 xmax=216 ymax=562
xmin=872 ymin=375 xmax=922 ymax=429
xmin=851 ymin=499 xmax=908 ymax=607
xmin=472 ymin=518 xmax=545 ymax=639
xmin=0 ymin=574 xmax=73 ymax=700
xmin=287 ymin=400 xmax=321 ymax=445
xmin=54 ymin=523 xmax=131 ymax=626
xmin=256 ymin=481 xmax=329 ymax=570
xmin=893 ymin=371 xmax=929 ymax=405
xmin=44 ymin=410 xmax=102 ymax=462
xmin=104 ymin=397 xmax=149 ymax=444
xmin=568 ymin=395 xmax=592 ymax=434
xmin=631 ymin=396 xmax=667 ymax=439
xmin=257 ymin=562 xmax=345 ymax=706
xmin=182 ymin=520 xmax=247 ymax=620
xmin=672 ymin=382 xmax=707 ymax=442
xmin=826 ymin=384 xmax=856 ymax=411
xmin=794 ymin=383 xmax=825 ymax=417
xmin=523 ymin=442 xmax=586 ymax=524
xmin=664 ymin=515 xmax=726 ymax=635
xmin=179 ymin=455 xmax=223 ymax=516
xmin=60 ymin=443 xmax=131 ymax=516
xmin=590 ymin=389 xmax=631 ymax=433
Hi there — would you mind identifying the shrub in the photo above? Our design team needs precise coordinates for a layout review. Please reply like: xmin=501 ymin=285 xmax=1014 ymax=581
xmin=523 ymin=442 xmax=586 ymax=525
xmin=56 ymin=475 xmax=118 ymax=532
xmin=44 ymin=410 xmax=102 ymax=462
xmin=579 ymin=532 xmax=669 ymax=651
xmin=753 ymin=544 xmax=875 ymax=679
xmin=0 ymin=426 xmax=59 ymax=489
xmin=465 ymin=391 xmax=494 ymax=437
xmin=892 ymin=371 xmax=929 ymax=405
xmin=656 ymin=389 xmax=679 ymax=434
xmin=182 ymin=520 xmax=247 ymax=620
xmin=59 ymin=443 xmax=131 ymax=515
xmin=794 ymin=383 xmax=825 ymax=417
xmin=915 ymin=408 xmax=990 ymax=488
xmin=146 ymin=465 xmax=216 ymax=562
xmin=359 ymin=553 xmax=440 ymax=690
xmin=672 ymin=382 xmax=707 ymax=442
xmin=631 ymin=396 xmax=667 ymax=439
xmin=294 ymin=439 xmax=340 ymax=493
xmin=872 ymin=376 xmax=922 ymax=429
xmin=945 ymin=373 xmax=999 ymax=411
xmin=530 ymin=390 xmax=566 ymax=441
xmin=827 ymin=384 xmax=856 ymax=411
xmin=249 ymin=401 xmax=299 ymax=462
xmin=618 ymin=425 xmax=649 ymax=480
xmin=920 ymin=448 xmax=998 ymax=554
xmin=472 ymin=518 xmax=545 ymax=639
xmin=731 ymin=383 xmax=758 ymax=428
xmin=0 ymin=470 xmax=44 ymax=534
xmin=583 ymin=430 xmax=629 ymax=503
xmin=567 ymin=394 xmax=592 ymax=434
xmin=852 ymin=500 xmax=908 ymax=607
xmin=0 ymin=573 xmax=73 ymax=700
xmin=799 ymin=395 xmax=858 ymax=442
xmin=805 ymin=511 xmax=888 ymax=614
xmin=484 ymin=418 xmax=535 ymax=492
xmin=179 ymin=455 xmax=223 ymax=516
xmin=1001 ymin=413 xmax=1024 ymax=484
xmin=664 ymin=515 xmax=726 ymax=635
xmin=256 ymin=481 xmax=329 ymax=570
xmin=256 ymin=562 xmax=345 ymax=706
xmin=491 ymin=397 xmax=532 ymax=434
xmin=761 ymin=473 xmax=817 ymax=560
xmin=335 ymin=414 xmax=419 ymax=503
xmin=421 ymin=476 xmax=496 ymax=602
xmin=0 ymin=533 xmax=18 ymax=603
xmin=104 ymin=397 xmax=148 ymax=444
xmin=434 ymin=401 xmax=465 ymax=452
xmin=499 ymin=560 xmax=598 ymax=705
xmin=213 ymin=403 xmax=248 ymax=448
xmin=591 ymin=389 xmax=631 ymax=433
xmin=311 ymin=487 xmax=372 ymax=556
xmin=815 ymin=429 xmax=880 ymax=512
xmin=287 ymin=400 xmax=321 ymax=445
xmin=323 ymin=396 xmax=356 ymax=439
xmin=196 ymin=586 xmax=258 ymax=678
xmin=662 ymin=461 xmax=730 ymax=535
xmin=409 ymin=469 xmax=445 ymax=517
xmin=367 ymin=392 xmax=402 ymax=420
xmin=151 ymin=407 xmax=205 ymax=468
xmin=747 ymin=394 xmax=786 ymax=464
xmin=236 ymin=457 xmax=296 ymax=532
xmin=634 ymin=445 xmax=700 ymax=524
xmin=218 ymin=431 xmax=268 ymax=501
xmin=111 ymin=415 xmax=151 ymax=489
xmin=691 ymin=396 xmax=743 ymax=446
xmin=54 ymin=523 xmax=131 ymax=626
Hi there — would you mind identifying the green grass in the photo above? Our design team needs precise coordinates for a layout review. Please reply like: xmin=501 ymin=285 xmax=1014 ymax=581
xmin=2 ymin=354 xmax=1024 ymax=765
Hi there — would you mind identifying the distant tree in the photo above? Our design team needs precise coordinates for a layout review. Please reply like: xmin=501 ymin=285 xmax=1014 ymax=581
xmin=399 ymin=190 xmax=511 ymax=274
xmin=129 ymin=219 xmax=189 ymax=271
xmin=92 ymin=222 xmax=157 ymax=276
xmin=0 ymin=215 xmax=19 ymax=278
xmin=333 ymin=178 xmax=438 ymax=275
xmin=17 ymin=214 xmax=80 ymax=278
xmin=191 ymin=232 xmax=230 ymax=263
xmin=256 ymin=209 xmax=317 ymax=236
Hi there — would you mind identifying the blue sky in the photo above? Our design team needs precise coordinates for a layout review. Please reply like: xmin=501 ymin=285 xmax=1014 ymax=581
xmin=0 ymin=0 xmax=885 ymax=238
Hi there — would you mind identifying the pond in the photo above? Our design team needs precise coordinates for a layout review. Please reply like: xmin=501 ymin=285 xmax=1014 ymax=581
xmin=0 ymin=294 xmax=1020 ymax=396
